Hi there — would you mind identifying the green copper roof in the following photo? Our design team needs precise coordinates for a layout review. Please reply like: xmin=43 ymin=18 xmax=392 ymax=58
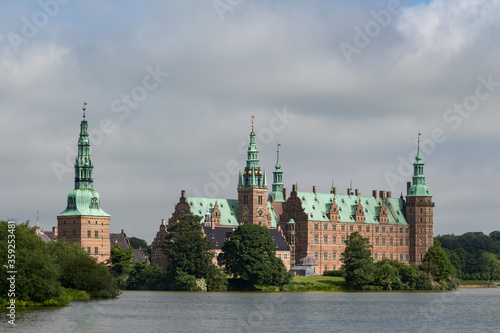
xmin=269 ymin=144 xmax=285 ymax=202
xmin=296 ymin=191 xmax=407 ymax=225
xmin=58 ymin=189 xmax=110 ymax=217
xmin=187 ymin=197 xmax=239 ymax=226
xmin=187 ymin=197 xmax=280 ymax=228
xmin=407 ymin=136 xmax=431 ymax=197
xmin=58 ymin=109 xmax=110 ymax=217
xmin=239 ymin=129 xmax=266 ymax=189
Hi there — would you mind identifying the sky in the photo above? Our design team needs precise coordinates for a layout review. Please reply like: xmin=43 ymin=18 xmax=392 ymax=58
xmin=1 ymin=0 xmax=499 ymax=242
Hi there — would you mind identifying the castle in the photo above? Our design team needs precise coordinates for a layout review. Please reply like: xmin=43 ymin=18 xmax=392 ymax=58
xmin=153 ymin=119 xmax=434 ymax=275
xmin=47 ymin=108 xmax=433 ymax=274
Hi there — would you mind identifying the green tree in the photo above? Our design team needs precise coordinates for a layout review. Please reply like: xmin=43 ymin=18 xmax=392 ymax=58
xmin=489 ymin=231 xmax=500 ymax=243
xmin=164 ymin=214 xmax=223 ymax=291
xmin=341 ymin=231 xmax=374 ymax=289
xmin=0 ymin=221 xmax=66 ymax=305
xmin=128 ymin=237 xmax=148 ymax=250
xmin=476 ymin=252 xmax=500 ymax=281
xmin=421 ymin=241 xmax=456 ymax=287
xmin=109 ymin=244 xmax=133 ymax=288
xmin=217 ymin=223 xmax=291 ymax=289
xmin=126 ymin=261 xmax=167 ymax=290
xmin=374 ymin=260 xmax=403 ymax=290
xmin=48 ymin=240 xmax=119 ymax=298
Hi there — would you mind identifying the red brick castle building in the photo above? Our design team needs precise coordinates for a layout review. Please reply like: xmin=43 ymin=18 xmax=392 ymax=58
xmin=152 ymin=119 xmax=434 ymax=275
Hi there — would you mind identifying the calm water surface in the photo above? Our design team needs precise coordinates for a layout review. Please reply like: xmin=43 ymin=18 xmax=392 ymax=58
xmin=3 ymin=288 xmax=500 ymax=332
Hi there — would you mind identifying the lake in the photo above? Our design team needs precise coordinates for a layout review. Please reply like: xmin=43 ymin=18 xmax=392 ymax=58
xmin=3 ymin=288 xmax=499 ymax=332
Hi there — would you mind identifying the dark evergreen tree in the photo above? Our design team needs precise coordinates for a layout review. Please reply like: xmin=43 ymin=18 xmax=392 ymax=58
xmin=218 ymin=223 xmax=291 ymax=288
xmin=341 ymin=231 xmax=374 ymax=289
xmin=164 ymin=214 xmax=224 ymax=290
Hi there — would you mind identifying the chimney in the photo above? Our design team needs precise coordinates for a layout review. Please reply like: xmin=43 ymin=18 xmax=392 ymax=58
xmin=161 ymin=219 xmax=166 ymax=225
xmin=380 ymin=191 xmax=386 ymax=200
xmin=283 ymin=188 xmax=287 ymax=201
xmin=52 ymin=226 xmax=58 ymax=235
xmin=292 ymin=184 xmax=296 ymax=193
xmin=407 ymin=181 xmax=411 ymax=194
xmin=387 ymin=191 xmax=392 ymax=198
xmin=181 ymin=190 xmax=186 ymax=198
xmin=372 ymin=190 xmax=377 ymax=199
xmin=121 ymin=229 xmax=125 ymax=234
xmin=277 ymin=224 xmax=281 ymax=231
xmin=355 ymin=189 xmax=359 ymax=196
xmin=333 ymin=187 xmax=337 ymax=195
xmin=313 ymin=186 xmax=316 ymax=194
xmin=211 ymin=221 xmax=215 ymax=229
xmin=347 ymin=188 xmax=351 ymax=196
xmin=35 ymin=226 xmax=39 ymax=234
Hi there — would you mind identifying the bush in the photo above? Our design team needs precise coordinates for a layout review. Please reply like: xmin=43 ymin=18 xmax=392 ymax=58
xmin=323 ymin=270 xmax=343 ymax=277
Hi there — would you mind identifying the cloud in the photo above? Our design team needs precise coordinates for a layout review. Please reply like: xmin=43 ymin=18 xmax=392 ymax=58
xmin=1 ymin=0 xmax=499 ymax=241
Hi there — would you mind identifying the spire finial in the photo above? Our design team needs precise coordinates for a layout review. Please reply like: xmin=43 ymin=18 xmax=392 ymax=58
xmin=416 ymin=131 xmax=422 ymax=161
xmin=277 ymin=142 xmax=281 ymax=159
xmin=251 ymin=114 xmax=255 ymax=132
xmin=83 ymin=102 xmax=87 ymax=120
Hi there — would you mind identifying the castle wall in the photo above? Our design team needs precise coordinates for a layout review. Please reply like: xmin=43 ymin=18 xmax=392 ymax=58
xmin=57 ymin=215 xmax=110 ymax=263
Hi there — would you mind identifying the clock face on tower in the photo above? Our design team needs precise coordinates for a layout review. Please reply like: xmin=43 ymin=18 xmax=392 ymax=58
xmin=257 ymin=209 xmax=263 ymax=217
xmin=243 ymin=207 xmax=249 ymax=216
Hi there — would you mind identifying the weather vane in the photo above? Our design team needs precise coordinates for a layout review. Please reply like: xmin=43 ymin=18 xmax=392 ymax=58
xmin=251 ymin=114 xmax=255 ymax=132
xmin=418 ymin=131 xmax=421 ymax=144
xmin=83 ymin=102 xmax=87 ymax=119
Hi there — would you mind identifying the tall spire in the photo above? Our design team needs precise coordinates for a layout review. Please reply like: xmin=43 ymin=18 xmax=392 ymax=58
xmin=240 ymin=115 xmax=265 ymax=188
xmin=407 ymin=132 xmax=431 ymax=197
xmin=269 ymin=142 xmax=284 ymax=202
xmin=74 ymin=102 xmax=94 ymax=190
xmin=59 ymin=104 xmax=109 ymax=218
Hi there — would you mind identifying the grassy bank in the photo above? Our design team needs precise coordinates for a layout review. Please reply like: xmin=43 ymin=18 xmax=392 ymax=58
xmin=0 ymin=288 xmax=91 ymax=308
xmin=285 ymin=276 xmax=347 ymax=291
xmin=459 ymin=280 xmax=498 ymax=286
